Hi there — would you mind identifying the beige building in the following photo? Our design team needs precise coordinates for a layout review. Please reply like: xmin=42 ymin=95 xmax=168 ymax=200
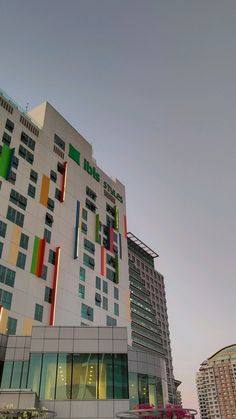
xmin=196 ymin=344 xmax=236 ymax=418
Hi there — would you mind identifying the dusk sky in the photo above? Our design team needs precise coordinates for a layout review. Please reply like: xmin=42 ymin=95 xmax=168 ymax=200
xmin=1 ymin=0 xmax=236 ymax=412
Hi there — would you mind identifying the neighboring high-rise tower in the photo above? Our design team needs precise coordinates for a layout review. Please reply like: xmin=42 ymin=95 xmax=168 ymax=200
xmin=196 ymin=345 xmax=236 ymax=418
xmin=127 ymin=232 xmax=181 ymax=404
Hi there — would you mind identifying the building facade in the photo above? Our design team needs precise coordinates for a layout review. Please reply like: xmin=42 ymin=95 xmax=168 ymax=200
xmin=127 ymin=233 xmax=180 ymax=404
xmin=196 ymin=344 xmax=236 ymax=418
xmin=0 ymin=88 xmax=131 ymax=339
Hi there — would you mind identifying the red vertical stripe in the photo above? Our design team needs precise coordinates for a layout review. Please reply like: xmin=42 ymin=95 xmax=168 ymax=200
xmin=124 ymin=215 xmax=128 ymax=237
xmin=101 ymin=246 xmax=105 ymax=276
xmin=38 ymin=239 xmax=46 ymax=278
xmin=50 ymin=247 xmax=61 ymax=326
xmin=110 ymin=226 xmax=114 ymax=252
xmin=60 ymin=161 xmax=68 ymax=203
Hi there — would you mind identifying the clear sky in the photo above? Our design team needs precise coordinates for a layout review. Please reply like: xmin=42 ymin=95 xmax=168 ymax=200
xmin=1 ymin=0 xmax=236 ymax=412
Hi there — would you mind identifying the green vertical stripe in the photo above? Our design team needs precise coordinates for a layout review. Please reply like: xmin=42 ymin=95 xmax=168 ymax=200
xmin=114 ymin=206 xmax=119 ymax=230
xmin=0 ymin=144 xmax=12 ymax=179
xmin=31 ymin=237 xmax=39 ymax=274
xmin=114 ymin=255 xmax=119 ymax=284
xmin=95 ymin=214 xmax=100 ymax=243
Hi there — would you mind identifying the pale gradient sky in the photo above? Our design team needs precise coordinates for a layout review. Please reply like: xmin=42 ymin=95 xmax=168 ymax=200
xmin=1 ymin=0 xmax=236 ymax=412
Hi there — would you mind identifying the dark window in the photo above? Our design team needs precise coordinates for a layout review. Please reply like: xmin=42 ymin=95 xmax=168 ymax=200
xmin=5 ymin=119 xmax=14 ymax=133
xmin=80 ymin=267 xmax=86 ymax=281
xmin=16 ymin=252 xmax=26 ymax=270
xmin=8 ymin=171 xmax=16 ymax=185
xmin=95 ymin=293 xmax=101 ymax=307
xmin=0 ymin=220 xmax=7 ymax=238
xmin=55 ymin=188 xmax=61 ymax=201
xmin=106 ymin=254 xmax=115 ymax=268
xmin=81 ymin=303 xmax=93 ymax=321
xmin=30 ymin=170 xmax=38 ymax=183
xmin=12 ymin=156 xmax=19 ymax=169
xmin=7 ymin=317 xmax=17 ymax=335
xmin=114 ymin=287 xmax=119 ymax=300
xmin=18 ymin=145 xmax=34 ymax=164
xmin=57 ymin=162 xmax=64 ymax=174
xmin=84 ymin=238 xmax=95 ymax=254
xmin=2 ymin=132 xmax=11 ymax=146
xmin=45 ymin=212 xmax=54 ymax=227
xmin=85 ymin=199 xmax=96 ymax=213
xmin=44 ymin=286 xmax=52 ymax=303
xmin=106 ymin=203 xmax=115 ymax=217
xmin=20 ymin=233 xmax=29 ymax=250
xmin=54 ymin=134 xmax=65 ymax=151
xmin=95 ymin=276 xmax=101 ymax=290
xmin=103 ymin=296 xmax=108 ymax=311
xmin=48 ymin=250 xmax=56 ymax=265
xmin=0 ymin=265 xmax=15 ymax=287
xmin=6 ymin=206 xmax=24 ymax=227
xmin=86 ymin=186 xmax=97 ymax=201
xmin=34 ymin=304 xmax=43 ymax=322
xmin=20 ymin=132 xmax=35 ymax=151
xmin=47 ymin=198 xmax=54 ymax=212
xmin=50 ymin=170 xmax=57 ymax=183
xmin=44 ymin=229 xmax=51 ymax=244
xmin=28 ymin=184 xmax=36 ymax=199
xmin=82 ymin=209 xmax=87 ymax=221
xmin=78 ymin=284 xmax=85 ymax=299
xmin=0 ymin=289 xmax=12 ymax=310
xmin=0 ymin=242 xmax=3 ymax=258
xmin=41 ymin=265 xmax=48 ymax=280
xmin=103 ymin=281 xmax=108 ymax=294
xmin=81 ymin=222 xmax=87 ymax=235
xmin=107 ymin=316 xmax=117 ymax=326
xmin=106 ymin=268 xmax=115 ymax=283
xmin=83 ymin=253 xmax=95 ymax=270
xmin=10 ymin=189 xmax=27 ymax=210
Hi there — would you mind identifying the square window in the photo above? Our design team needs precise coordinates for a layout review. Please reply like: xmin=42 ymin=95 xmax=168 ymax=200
xmin=96 ymin=276 xmax=101 ymax=290
xmin=28 ymin=184 xmax=36 ymax=199
xmin=20 ymin=233 xmax=29 ymax=250
xmin=34 ymin=303 xmax=43 ymax=322
xmin=80 ymin=267 xmax=86 ymax=282
xmin=16 ymin=252 xmax=26 ymax=270
xmin=103 ymin=280 xmax=108 ymax=294
xmin=103 ymin=296 xmax=108 ymax=311
xmin=0 ymin=221 xmax=7 ymax=238
xmin=78 ymin=284 xmax=85 ymax=299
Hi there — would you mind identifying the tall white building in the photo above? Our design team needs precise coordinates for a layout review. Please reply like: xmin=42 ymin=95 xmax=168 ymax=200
xmin=196 ymin=345 xmax=236 ymax=418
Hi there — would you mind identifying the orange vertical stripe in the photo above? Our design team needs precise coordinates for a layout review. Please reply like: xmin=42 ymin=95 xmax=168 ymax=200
xmin=40 ymin=175 xmax=50 ymax=206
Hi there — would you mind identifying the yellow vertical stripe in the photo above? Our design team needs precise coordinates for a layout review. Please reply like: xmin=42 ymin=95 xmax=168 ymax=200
xmin=23 ymin=317 xmax=33 ymax=336
xmin=0 ymin=307 xmax=9 ymax=334
xmin=7 ymin=225 xmax=21 ymax=265
xmin=40 ymin=175 xmax=50 ymax=206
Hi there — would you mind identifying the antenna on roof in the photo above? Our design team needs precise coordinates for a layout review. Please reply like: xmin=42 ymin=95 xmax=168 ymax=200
xmin=25 ymin=102 xmax=29 ymax=112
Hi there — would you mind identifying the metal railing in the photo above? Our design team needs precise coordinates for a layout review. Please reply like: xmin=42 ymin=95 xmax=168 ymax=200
xmin=117 ymin=407 xmax=198 ymax=419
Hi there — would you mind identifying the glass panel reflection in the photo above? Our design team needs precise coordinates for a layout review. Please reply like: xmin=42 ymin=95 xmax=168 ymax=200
xmin=148 ymin=376 xmax=157 ymax=406
xmin=72 ymin=354 xmax=98 ymax=400
xmin=98 ymin=354 xmax=113 ymax=399
xmin=27 ymin=353 xmax=42 ymax=394
xmin=114 ymin=354 xmax=129 ymax=399
xmin=21 ymin=361 xmax=29 ymax=388
xmin=129 ymin=372 xmax=139 ymax=408
xmin=138 ymin=374 xmax=149 ymax=404
xmin=40 ymin=353 xmax=57 ymax=400
xmin=56 ymin=353 xmax=72 ymax=400
xmin=1 ymin=361 xmax=13 ymax=388
xmin=11 ymin=361 xmax=23 ymax=388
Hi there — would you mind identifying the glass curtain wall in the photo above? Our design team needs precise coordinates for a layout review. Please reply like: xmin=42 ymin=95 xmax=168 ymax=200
xmin=129 ymin=373 xmax=163 ymax=408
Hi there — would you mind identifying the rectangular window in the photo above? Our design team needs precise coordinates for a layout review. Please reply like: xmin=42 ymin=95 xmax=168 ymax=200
xmin=106 ymin=316 xmax=117 ymax=326
xmin=106 ymin=203 xmax=115 ymax=217
xmin=114 ymin=303 xmax=119 ymax=316
xmin=55 ymin=188 xmax=61 ymax=201
xmin=44 ymin=286 xmax=52 ymax=303
xmin=10 ymin=189 xmax=27 ymax=210
xmin=16 ymin=252 xmax=26 ymax=269
xmin=12 ymin=156 xmax=19 ymax=169
xmin=5 ymin=119 xmax=14 ymax=133
xmin=20 ymin=233 xmax=29 ymax=250
xmin=44 ymin=228 xmax=51 ymax=244
xmin=106 ymin=254 xmax=115 ymax=268
xmin=45 ymin=212 xmax=53 ymax=227
xmin=82 ymin=208 xmax=87 ymax=221
xmin=20 ymin=132 xmax=35 ymax=151
xmin=57 ymin=161 xmax=64 ymax=174
xmin=28 ymin=184 xmax=36 ymax=199
xmin=103 ymin=296 xmax=108 ymax=311
xmin=80 ymin=267 xmax=86 ymax=282
xmin=86 ymin=186 xmax=97 ymax=201
xmin=2 ymin=132 xmax=11 ymax=146
xmin=95 ymin=292 xmax=101 ymax=307
xmin=84 ymin=238 xmax=95 ymax=254
xmin=34 ymin=303 xmax=43 ymax=322
xmin=30 ymin=169 xmax=38 ymax=183
xmin=18 ymin=144 xmax=34 ymax=164
xmin=85 ymin=198 xmax=96 ymax=213
xmin=41 ymin=265 xmax=48 ymax=280
xmin=0 ymin=289 xmax=12 ymax=310
xmin=78 ymin=284 xmax=85 ymax=299
xmin=47 ymin=198 xmax=54 ymax=212
xmin=114 ymin=287 xmax=119 ymax=300
xmin=72 ymin=354 xmax=97 ymax=399
xmin=81 ymin=222 xmax=87 ymax=235
xmin=0 ymin=220 xmax=7 ymax=238
xmin=83 ymin=253 xmax=95 ymax=270
xmin=48 ymin=250 xmax=55 ymax=265
xmin=50 ymin=170 xmax=57 ymax=183
xmin=81 ymin=303 xmax=94 ymax=321
xmin=95 ymin=276 xmax=101 ymax=290
xmin=0 ymin=265 xmax=15 ymax=287
xmin=54 ymin=134 xmax=65 ymax=151
xmin=7 ymin=317 xmax=17 ymax=335
xmin=103 ymin=280 xmax=108 ymax=294
xmin=106 ymin=268 xmax=115 ymax=282
xmin=56 ymin=353 xmax=72 ymax=400
xmin=40 ymin=353 xmax=57 ymax=400
xmin=0 ymin=242 xmax=3 ymax=258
